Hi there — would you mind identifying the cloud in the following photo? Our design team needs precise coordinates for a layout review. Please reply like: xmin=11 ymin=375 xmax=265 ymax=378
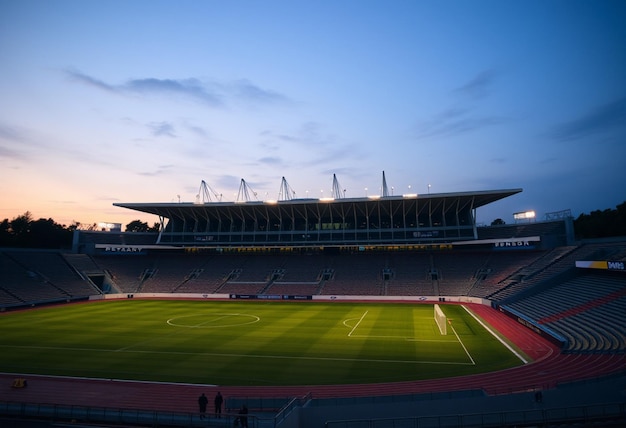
xmin=184 ymin=123 xmax=210 ymax=138
xmin=260 ymin=121 xmax=368 ymax=169
xmin=272 ymin=121 xmax=335 ymax=148
xmin=0 ymin=145 xmax=25 ymax=162
xmin=67 ymin=69 xmax=222 ymax=106
xmin=415 ymin=110 xmax=505 ymax=139
xmin=258 ymin=156 xmax=283 ymax=166
xmin=214 ymin=174 xmax=241 ymax=190
xmin=454 ymin=69 xmax=499 ymax=100
xmin=65 ymin=70 xmax=288 ymax=108
xmin=0 ymin=125 xmax=28 ymax=161
xmin=66 ymin=71 xmax=115 ymax=92
xmin=0 ymin=123 xmax=26 ymax=142
xmin=414 ymin=71 xmax=505 ymax=140
xmin=0 ymin=123 xmax=55 ymax=162
xmin=0 ymin=121 xmax=128 ymax=173
xmin=302 ymin=142 xmax=366 ymax=167
xmin=125 ymin=77 xmax=222 ymax=106
xmin=138 ymin=164 xmax=175 ymax=177
xmin=550 ymin=96 xmax=626 ymax=141
xmin=229 ymin=79 xmax=288 ymax=104
xmin=148 ymin=121 xmax=176 ymax=138
xmin=260 ymin=122 xmax=332 ymax=150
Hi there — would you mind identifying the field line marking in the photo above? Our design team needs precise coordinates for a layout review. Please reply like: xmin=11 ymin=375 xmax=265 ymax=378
xmin=0 ymin=344 xmax=473 ymax=366
xmin=0 ymin=372 xmax=218 ymax=387
xmin=166 ymin=313 xmax=260 ymax=328
xmin=461 ymin=305 xmax=529 ymax=364
xmin=448 ymin=323 xmax=475 ymax=365
xmin=119 ymin=313 xmax=260 ymax=352
xmin=349 ymin=334 xmax=458 ymax=343
xmin=117 ymin=315 xmax=215 ymax=352
xmin=347 ymin=310 xmax=368 ymax=337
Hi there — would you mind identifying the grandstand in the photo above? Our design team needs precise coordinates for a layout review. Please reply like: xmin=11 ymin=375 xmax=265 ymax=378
xmin=1 ymin=182 xmax=625 ymax=427
xmin=111 ymin=186 xmax=525 ymax=248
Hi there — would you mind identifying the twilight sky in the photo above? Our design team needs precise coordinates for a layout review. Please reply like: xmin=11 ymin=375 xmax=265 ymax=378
xmin=1 ymin=0 xmax=625 ymax=228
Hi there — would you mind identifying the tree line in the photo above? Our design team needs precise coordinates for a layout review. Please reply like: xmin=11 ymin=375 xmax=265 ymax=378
xmin=0 ymin=212 xmax=159 ymax=249
xmin=1 ymin=202 xmax=624 ymax=249
xmin=573 ymin=201 xmax=626 ymax=239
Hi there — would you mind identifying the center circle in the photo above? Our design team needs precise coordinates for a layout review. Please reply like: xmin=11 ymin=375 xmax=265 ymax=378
xmin=167 ymin=313 xmax=260 ymax=328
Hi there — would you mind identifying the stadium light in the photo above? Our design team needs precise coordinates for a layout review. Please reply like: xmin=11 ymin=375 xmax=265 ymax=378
xmin=97 ymin=222 xmax=121 ymax=232
xmin=513 ymin=210 xmax=536 ymax=221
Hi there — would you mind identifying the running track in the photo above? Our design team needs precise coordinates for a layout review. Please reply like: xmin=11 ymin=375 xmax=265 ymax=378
xmin=2 ymin=303 xmax=624 ymax=414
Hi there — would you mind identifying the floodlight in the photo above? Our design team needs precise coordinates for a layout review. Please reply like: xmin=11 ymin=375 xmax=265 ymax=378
xmin=513 ymin=210 xmax=536 ymax=220
xmin=97 ymin=222 xmax=122 ymax=232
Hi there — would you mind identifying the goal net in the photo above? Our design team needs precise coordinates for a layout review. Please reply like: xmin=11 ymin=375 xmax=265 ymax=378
xmin=434 ymin=304 xmax=447 ymax=335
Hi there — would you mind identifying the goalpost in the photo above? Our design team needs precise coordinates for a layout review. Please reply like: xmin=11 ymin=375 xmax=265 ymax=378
xmin=434 ymin=304 xmax=447 ymax=335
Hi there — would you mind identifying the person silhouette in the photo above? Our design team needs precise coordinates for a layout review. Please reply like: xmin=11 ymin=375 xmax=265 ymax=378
xmin=198 ymin=393 xmax=208 ymax=419
xmin=238 ymin=404 xmax=248 ymax=427
xmin=214 ymin=391 xmax=224 ymax=418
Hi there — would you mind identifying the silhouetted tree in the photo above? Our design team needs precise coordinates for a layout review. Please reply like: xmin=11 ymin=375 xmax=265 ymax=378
xmin=10 ymin=211 xmax=33 ymax=240
xmin=124 ymin=220 xmax=160 ymax=232
xmin=574 ymin=201 xmax=626 ymax=239
xmin=491 ymin=218 xmax=506 ymax=226
xmin=0 ymin=218 xmax=12 ymax=246
xmin=68 ymin=221 xmax=81 ymax=231
xmin=0 ymin=212 xmax=72 ymax=248
xmin=29 ymin=218 xmax=73 ymax=248
xmin=125 ymin=220 xmax=150 ymax=232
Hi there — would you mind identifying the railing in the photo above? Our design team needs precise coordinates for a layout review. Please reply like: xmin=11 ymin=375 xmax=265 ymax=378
xmin=274 ymin=392 xmax=312 ymax=426
xmin=0 ymin=401 xmax=280 ymax=428
xmin=324 ymin=402 xmax=626 ymax=428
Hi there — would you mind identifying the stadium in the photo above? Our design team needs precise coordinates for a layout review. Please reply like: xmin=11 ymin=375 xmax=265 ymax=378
xmin=1 ymin=175 xmax=625 ymax=428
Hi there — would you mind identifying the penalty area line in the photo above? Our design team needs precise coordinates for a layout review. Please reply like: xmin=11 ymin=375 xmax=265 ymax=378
xmin=448 ymin=322 xmax=475 ymax=365
xmin=348 ymin=310 xmax=368 ymax=337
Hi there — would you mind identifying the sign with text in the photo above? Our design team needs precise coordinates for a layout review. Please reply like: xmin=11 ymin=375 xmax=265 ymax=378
xmin=576 ymin=260 xmax=625 ymax=271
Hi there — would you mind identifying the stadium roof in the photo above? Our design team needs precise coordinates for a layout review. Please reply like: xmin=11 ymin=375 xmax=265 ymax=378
xmin=114 ymin=188 xmax=523 ymax=217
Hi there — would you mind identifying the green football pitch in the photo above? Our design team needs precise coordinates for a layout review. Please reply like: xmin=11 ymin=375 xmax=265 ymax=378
xmin=0 ymin=300 xmax=525 ymax=386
